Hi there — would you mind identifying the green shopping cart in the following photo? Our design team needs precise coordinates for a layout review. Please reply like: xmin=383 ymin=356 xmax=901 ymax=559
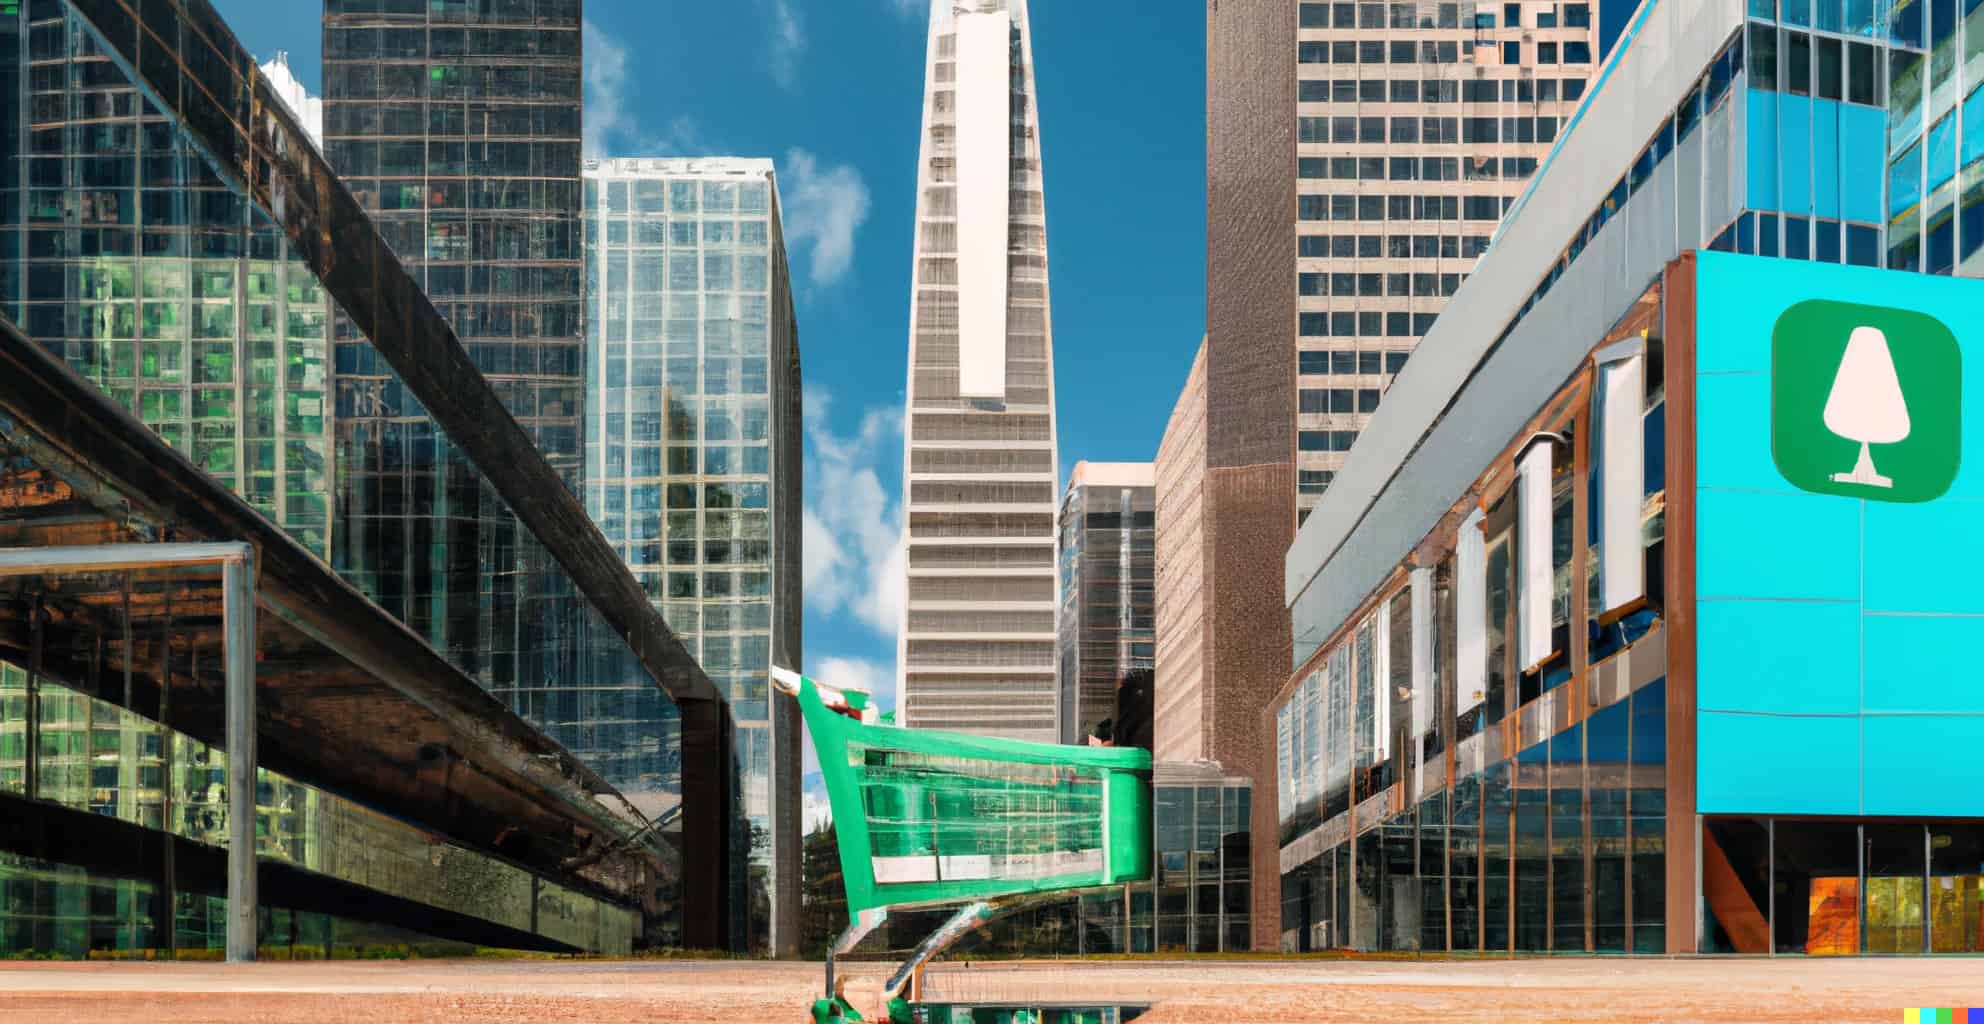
xmin=772 ymin=667 xmax=1152 ymax=1024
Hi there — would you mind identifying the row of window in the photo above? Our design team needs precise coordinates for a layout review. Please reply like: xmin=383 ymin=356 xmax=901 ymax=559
xmin=1300 ymin=115 xmax=1563 ymax=146
xmin=1298 ymin=1 xmax=1592 ymax=32
xmin=1301 ymin=271 xmax=1464 ymax=297
xmin=1301 ymin=311 xmax=1442 ymax=338
xmin=1710 ymin=211 xmax=1884 ymax=265
xmin=1301 ymin=155 xmax=1541 ymax=182
xmin=1300 ymin=193 xmax=1512 ymax=222
xmin=1300 ymin=349 xmax=1411 ymax=376
xmin=1748 ymin=24 xmax=1887 ymax=106
xmin=1300 ymin=233 xmax=1493 ymax=260
xmin=1299 ymin=76 xmax=1589 ymax=105
xmin=1300 ymin=387 xmax=1384 ymax=415
xmin=1298 ymin=469 xmax=1337 ymax=494
xmin=1299 ymin=429 xmax=1363 ymax=453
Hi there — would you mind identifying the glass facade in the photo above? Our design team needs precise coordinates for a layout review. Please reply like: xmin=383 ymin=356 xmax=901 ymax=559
xmin=1055 ymin=463 xmax=1155 ymax=745
xmin=0 ymin=2 xmax=331 ymax=558
xmin=581 ymin=158 xmax=801 ymax=954
xmin=1277 ymin=284 xmax=1668 ymax=952
xmin=0 ymin=0 xmax=692 ymax=954
xmin=0 ymin=662 xmax=636 ymax=957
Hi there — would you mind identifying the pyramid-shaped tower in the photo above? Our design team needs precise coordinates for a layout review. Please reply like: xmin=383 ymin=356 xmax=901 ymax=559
xmin=899 ymin=0 xmax=1061 ymax=741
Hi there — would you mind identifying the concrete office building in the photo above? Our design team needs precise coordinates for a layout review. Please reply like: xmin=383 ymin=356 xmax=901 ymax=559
xmin=580 ymin=157 xmax=802 ymax=955
xmin=1270 ymin=0 xmax=1984 ymax=955
xmin=1294 ymin=0 xmax=1600 ymax=512
xmin=1056 ymin=461 xmax=1156 ymax=745
xmin=898 ymin=0 xmax=1062 ymax=741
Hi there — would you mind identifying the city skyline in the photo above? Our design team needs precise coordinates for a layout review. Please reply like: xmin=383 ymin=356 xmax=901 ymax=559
xmin=209 ymin=0 xmax=1208 ymax=728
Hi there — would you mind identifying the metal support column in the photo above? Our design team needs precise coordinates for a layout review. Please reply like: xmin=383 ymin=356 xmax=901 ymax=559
xmin=223 ymin=553 xmax=257 ymax=963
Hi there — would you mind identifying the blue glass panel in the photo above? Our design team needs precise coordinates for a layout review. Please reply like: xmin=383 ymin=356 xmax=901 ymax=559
xmin=1927 ymin=111 xmax=1958 ymax=189
xmin=1785 ymin=0 xmax=1813 ymax=24
xmin=1890 ymin=139 xmax=1924 ymax=217
xmin=1965 ymin=85 xmax=1984 ymax=168
xmin=1814 ymin=99 xmax=1842 ymax=217
xmin=1781 ymin=94 xmax=1815 ymax=212
xmin=1840 ymin=103 xmax=1890 ymax=222
xmin=1748 ymin=88 xmax=1782 ymax=211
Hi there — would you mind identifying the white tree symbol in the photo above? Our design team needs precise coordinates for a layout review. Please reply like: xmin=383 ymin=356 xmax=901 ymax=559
xmin=1823 ymin=325 xmax=1910 ymax=489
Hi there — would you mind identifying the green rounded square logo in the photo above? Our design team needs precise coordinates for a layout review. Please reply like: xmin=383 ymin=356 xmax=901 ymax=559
xmin=1770 ymin=299 xmax=1961 ymax=503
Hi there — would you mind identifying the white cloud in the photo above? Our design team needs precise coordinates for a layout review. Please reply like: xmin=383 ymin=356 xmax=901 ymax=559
xmin=769 ymin=0 xmax=805 ymax=89
xmin=581 ymin=20 xmax=628 ymax=160
xmin=802 ymin=775 xmax=833 ymax=832
xmin=780 ymin=148 xmax=871 ymax=288
xmin=802 ymin=388 xmax=904 ymax=637
xmin=585 ymin=20 xmax=711 ymax=159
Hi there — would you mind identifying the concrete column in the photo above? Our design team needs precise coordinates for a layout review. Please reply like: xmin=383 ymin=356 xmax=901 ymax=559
xmin=223 ymin=554 xmax=258 ymax=963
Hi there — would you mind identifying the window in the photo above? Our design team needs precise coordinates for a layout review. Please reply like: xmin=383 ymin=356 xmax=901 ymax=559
xmin=1564 ymin=40 xmax=1592 ymax=64
xmin=1300 ymin=272 xmax=1326 ymax=296
xmin=1361 ymin=79 xmax=1387 ymax=102
xmin=1360 ymin=117 xmax=1386 ymax=143
xmin=1816 ymin=37 xmax=1842 ymax=100
xmin=1358 ymin=351 xmax=1382 ymax=374
xmin=1298 ymin=470 xmax=1335 ymax=494
xmin=1749 ymin=23 xmax=1778 ymax=91
xmin=1503 ymin=40 xmax=1522 ymax=65
xmin=1786 ymin=31 xmax=1812 ymax=97
xmin=1392 ymin=117 xmax=1420 ymax=142
xmin=1391 ymin=157 xmax=1419 ymax=181
xmin=1300 ymin=41 xmax=1329 ymax=63
xmin=1300 ymin=195 xmax=1326 ymax=220
xmin=1300 ymin=117 xmax=1329 ymax=143
xmin=1564 ymin=77 xmax=1587 ymax=101
xmin=1538 ymin=41 xmax=1559 ymax=64
xmin=1847 ymin=41 xmax=1878 ymax=105
xmin=1301 ymin=2 xmax=1329 ymax=25
xmin=1537 ymin=7 xmax=1558 ymax=26
xmin=1299 ymin=350 xmax=1331 ymax=373
xmin=1504 ymin=2 xmax=1521 ymax=25
xmin=1387 ymin=312 xmax=1411 ymax=336
xmin=1359 ymin=40 xmax=1387 ymax=63
xmin=1358 ymin=388 xmax=1381 ymax=412
xmin=1565 ymin=2 xmax=1591 ymax=25
xmin=1300 ymin=234 xmax=1328 ymax=256
xmin=1391 ymin=40 xmax=1418 ymax=63
xmin=1391 ymin=79 xmax=1420 ymax=102
xmin=1385 ymin=351 xmax=1409 ymax=373
xmin=1299 ymin=388 xmax=1329 ymax=413
xmin=1300 ymin=313 xmax=1329 ymax=336
xmin=1300 ymin=80 xmax=1330 ymax=102
xmin=1299 ymin=157 xmax=1327 ymax=178
xmin=1465 ymin=195 xmax=1503 ymax=220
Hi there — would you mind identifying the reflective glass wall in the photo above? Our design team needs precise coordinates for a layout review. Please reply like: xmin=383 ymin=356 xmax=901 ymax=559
xmin=1056 ymin=465 xmax=1156 ymax=745
xmin=580 ymin=158 xmax=801 ymax=953
xmin=0 ymin=662 xmax=638 ymax=956
xmin=1277 ymin=284 xmax=1668 ymax=953
xmin=0 ymin=2 xmax=331 ymax=557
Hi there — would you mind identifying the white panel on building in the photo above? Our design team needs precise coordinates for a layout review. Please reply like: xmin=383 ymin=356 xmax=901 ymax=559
xmin=1516 ymin=437 xmax=1556 ymax=672
xmin=1455 ymin=507 xmax=1487 ymax=713
xmin=1409 ymin=567 xmax=1433 ymax=739
xmin=1595 ymin=338 xmax=1647 ymax=614
xmin=955 ymin=8 xmax=1011 ymax=400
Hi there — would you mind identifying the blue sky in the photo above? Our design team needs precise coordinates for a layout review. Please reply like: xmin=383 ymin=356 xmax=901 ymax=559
xmin=212 ymin=0 xmax=1205 ymax=745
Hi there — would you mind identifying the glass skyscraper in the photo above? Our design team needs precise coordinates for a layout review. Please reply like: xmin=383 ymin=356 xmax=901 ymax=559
xmin=0 ymin=3 xmax=333 ymax=559
xmin=320 ymin=0 xmax=584 ymax=657
xmin=581 ymin=157 xmax=802 ymax=955
xmin=1056 ymin=462 xmax=1155 ymax=746
xmin=900 ymin=0 xmax=1063 ymax=742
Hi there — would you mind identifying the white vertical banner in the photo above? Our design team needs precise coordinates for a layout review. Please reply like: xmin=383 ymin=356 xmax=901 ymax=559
xmin=1596 ymin=339 xmax=1647 ymax=614
xmin=954 ymin=8 xmax=1012 ymax=399
xmin=1372 ymin=612 xmax=1390 ymax=762
xmin=1516 ymin=438 xmax=1556 ymax=671
xmin=1410 ymin=567 xmax=1433 ymax=739
xmin=1455 ymin=507 xmax=1487 ymax=713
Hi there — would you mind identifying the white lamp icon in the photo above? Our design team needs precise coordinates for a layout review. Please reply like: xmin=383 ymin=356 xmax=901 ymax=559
xmin=1823 ymin=325 xmax=1909 ymax=489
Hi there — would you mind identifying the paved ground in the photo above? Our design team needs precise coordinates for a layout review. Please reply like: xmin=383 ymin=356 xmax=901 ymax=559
xmin=0 ymin=955 xmax=1976 ymax=1022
